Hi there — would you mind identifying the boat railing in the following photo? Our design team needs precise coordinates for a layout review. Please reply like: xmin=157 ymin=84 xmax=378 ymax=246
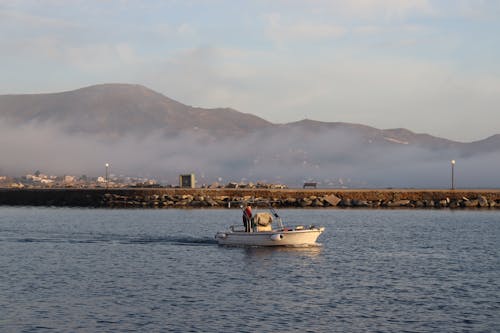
xmin=275 ymin=216 xmax=284 ymax=230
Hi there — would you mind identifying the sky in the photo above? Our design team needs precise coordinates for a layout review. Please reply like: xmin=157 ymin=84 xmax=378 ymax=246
xmin=1 ymin=0 xmax=499 ymax=142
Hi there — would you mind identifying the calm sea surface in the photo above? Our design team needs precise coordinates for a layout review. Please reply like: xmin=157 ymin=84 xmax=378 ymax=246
xmin=0 ymin=207 xmax=499 ymax=332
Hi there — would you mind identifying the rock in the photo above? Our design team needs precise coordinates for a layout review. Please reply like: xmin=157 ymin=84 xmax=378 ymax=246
xmin=489 ymin=200 xmax=496 ymax=208
xmin=478 ymin=196 xmax=489 ymax=208
xmin=205 ymin=198 xmax=218 ymax=207
xmin=352 ymin=199 xmax=369 ymax=207
xmin=311 ymin=199 xmax=323 ymax=207
xmin=340 ymin=198 xmax=352 ymax=207
xmin=438 ymin=200 xmax=448 ymax=207
xmin=463 ymin=200 xmax=478 ymax=208
xmin=398 ymin=199 xmax=411 ymax=206
xmin=415 ymin=200 xmax=425 ymax=208
xmin=387 ymin=199 xmax=411 ymax=207
xmin=323 ymin=194 xmax=341 ymax=207
xmin=189 ymin=200 xmax=207 ymax=207
xmin=299 ymin=198 xmax=312 ymax=207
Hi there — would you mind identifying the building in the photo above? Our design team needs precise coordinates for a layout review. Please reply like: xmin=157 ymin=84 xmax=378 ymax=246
xmin=64 ymin=175 xmax=76 ymax=183
xmin=179 ymin=174 xmax=196 ymax=188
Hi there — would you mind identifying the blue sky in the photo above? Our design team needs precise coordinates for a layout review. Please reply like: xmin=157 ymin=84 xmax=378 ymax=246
xmin=1 ymin=0 xmax=499 ymax=141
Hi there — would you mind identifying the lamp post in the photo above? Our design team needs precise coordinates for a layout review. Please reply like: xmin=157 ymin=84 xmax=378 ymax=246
xmin=105 ymin=163 xmax=109 ymax=189
xmin=451 ymin=160 xmax=455 ymax=190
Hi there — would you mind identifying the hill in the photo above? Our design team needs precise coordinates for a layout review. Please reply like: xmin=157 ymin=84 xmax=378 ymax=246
xmin=0 ymin=83 xmax=272 ymax=137
xmin=1 ymin=83 xmax=498 ymax=149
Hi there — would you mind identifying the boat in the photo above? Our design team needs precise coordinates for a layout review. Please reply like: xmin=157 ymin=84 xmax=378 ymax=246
xmin=215 ymin=206 xmax=325 ymax=247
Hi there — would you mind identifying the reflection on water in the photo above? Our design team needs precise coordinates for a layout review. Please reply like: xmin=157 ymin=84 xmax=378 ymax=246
xmin=240 ymin=244 xmax=323 ymax=257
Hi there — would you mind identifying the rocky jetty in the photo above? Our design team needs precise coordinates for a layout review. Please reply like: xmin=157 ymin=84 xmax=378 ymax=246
xmin=0 ymin=188 xmax=499 ymax=209
xmin=102 ymin=193 xmax=498 ymax=208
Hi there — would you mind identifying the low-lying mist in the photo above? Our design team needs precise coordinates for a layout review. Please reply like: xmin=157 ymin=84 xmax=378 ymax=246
xmin=1 ymin=121 xmax=498 ymax=188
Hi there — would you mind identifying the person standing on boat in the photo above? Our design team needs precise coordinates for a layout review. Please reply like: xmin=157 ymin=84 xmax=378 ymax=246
xmin=242 ymin=204 xmax=252 ymax=232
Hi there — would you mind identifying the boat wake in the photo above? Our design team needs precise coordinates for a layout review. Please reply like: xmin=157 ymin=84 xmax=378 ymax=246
xmin=127 ymin=236 xmax=218 ymax=246
xmin=12 ymin=235 xmax=218 ymax=246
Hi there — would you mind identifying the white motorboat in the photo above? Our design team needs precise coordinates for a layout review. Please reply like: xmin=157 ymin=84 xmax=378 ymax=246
xmin=215 ymin=207 xmax=325 ymax=247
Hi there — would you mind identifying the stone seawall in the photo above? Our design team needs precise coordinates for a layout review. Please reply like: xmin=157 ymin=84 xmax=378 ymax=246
xmin=1 ymin=188 xmax=499 ymax=209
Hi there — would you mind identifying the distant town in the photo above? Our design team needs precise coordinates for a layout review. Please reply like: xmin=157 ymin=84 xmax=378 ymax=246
xmin=0 ymin=171 xmax=291 ymax=190
xmin=0 ymin=171 xmax=158 ymax=189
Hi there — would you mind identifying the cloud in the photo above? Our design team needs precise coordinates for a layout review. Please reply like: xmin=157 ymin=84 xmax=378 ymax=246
xmin=0 ymin=7 xmax=78 ymax=30
xmin=304 ymin=0 xmax=436 ymax=20
xmin=1 ymin=34 xmax=141 ymax=72
xmin=177 ymin=23 xmax=196 ymax=36
xmin=454 ymin=0 xmax=500 ymax=20
xmin=264 ymin=13 xmax=346 ymax=43
xmin=63 ymin=43 xmax=141 ymax=70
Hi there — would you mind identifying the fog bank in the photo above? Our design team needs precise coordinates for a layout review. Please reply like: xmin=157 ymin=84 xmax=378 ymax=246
xmin=1 ymin=121 xmax=498 ymax=188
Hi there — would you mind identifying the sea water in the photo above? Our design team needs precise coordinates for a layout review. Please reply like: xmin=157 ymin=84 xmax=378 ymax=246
xmin=0 ymin=207 xmax=499 ymax=332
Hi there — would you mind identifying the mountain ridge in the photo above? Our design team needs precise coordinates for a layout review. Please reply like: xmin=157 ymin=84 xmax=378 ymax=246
xmin=0 ymin=83 xmax=498 ymax=150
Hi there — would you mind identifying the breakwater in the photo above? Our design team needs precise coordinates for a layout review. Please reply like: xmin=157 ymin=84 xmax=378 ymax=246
xmin=0 ymin=188 xmax=499 ymax=209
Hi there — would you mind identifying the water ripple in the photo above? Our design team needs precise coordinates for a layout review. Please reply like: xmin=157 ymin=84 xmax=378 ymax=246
xmin=1 ymin=208 xmax=499 ymax=332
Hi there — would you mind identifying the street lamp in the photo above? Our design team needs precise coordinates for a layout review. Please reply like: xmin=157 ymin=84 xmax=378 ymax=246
xmin=451 ymin=160 xmax=456 ymax=190
xmin=105 ymin=163 xmax=110 ymax=188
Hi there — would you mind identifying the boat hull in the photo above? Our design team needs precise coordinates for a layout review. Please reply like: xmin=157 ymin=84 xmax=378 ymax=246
xmin=215 ymin=227 xmax=324 ymax=247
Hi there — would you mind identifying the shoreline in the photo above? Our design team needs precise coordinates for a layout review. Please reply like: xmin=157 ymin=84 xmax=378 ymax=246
xmin=0 ymin=188 xmax=499 ymax=209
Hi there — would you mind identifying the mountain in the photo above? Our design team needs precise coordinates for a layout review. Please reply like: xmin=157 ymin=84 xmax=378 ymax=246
xmin=285 ymin=118 xmax=500 ymax=155
xmin=0 ymin=83 xmax=272 ymax=137
xmin=1 ymin=83 xmax=498 ymax=147
xmin=0 ymin=83 xmax=499 ymax=187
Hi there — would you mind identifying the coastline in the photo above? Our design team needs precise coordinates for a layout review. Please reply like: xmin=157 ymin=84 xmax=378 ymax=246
xmin=0 ymin=188 xmax=499 ymax=209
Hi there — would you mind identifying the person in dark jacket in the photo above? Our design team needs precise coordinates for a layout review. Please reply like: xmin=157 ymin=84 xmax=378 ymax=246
xmin=242 ymin=204 xmax=252 ymax=232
